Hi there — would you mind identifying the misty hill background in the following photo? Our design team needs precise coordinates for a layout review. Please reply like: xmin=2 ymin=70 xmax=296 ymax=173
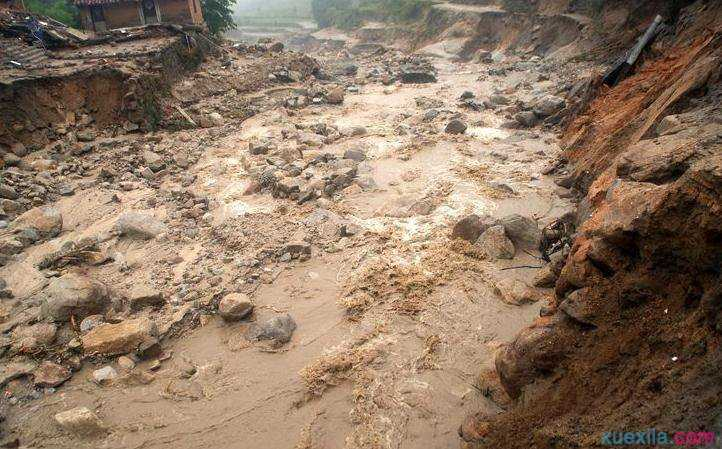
xmin=233 ymin=0 xmax=313 ymax=18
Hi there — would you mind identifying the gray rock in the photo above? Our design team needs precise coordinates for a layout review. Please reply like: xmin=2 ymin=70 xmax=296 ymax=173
xmin=207 ymin=112 xmax=224 ymax=127
xmin=10 ymin=142 xmax=27 ymax=157
xmin=460 ymin=91 xmax=475 ymax=100
xmin=0 ymin=238 xmax=24 ymax=256
xmin=41 ymin=273 xmax=109 ymax=322
xmin=451 ymin=214 xmax=498 ymax=242
xmin=499 ymin=214 xmax=541 ymax=248
xmin=0 ymin=185 xmax=18 ymax=200
xmin=92 ymin=366 xmax=118 ymax=385
xmin=282 ymin=242 xmax=311 ymax=260
xmin=408 ymin=198 xmax=436 ymax=216
xmin=218 ymin=293 xmax=254 ymax=322
xmin=114 ymin=212 xmax=167 ymax=240
xmin=476 ymin=225 xmax=515 ymax=259
xmin=3 ymin=153 xmax=20 ymax=167
xmin=248 ymin=141 xmax=271 ymax=155
xmin=656 ymin=115 xmax=682 ymax=136
xmin=142 ymin=151 xmax=164 ymax=172
xmin=80 ymin=314 xmax=105 ymax=333
xmin=400 ymin=69 xmax=436 ymax=84
xmin=489 ymin=94 xmax=509 ymax=105
xmin=343 ymin=149 xmax=366 ymax=162
xmin=246 ymin=314 xmax=297 ymax=346
xmin=515 ymin=111 xmax=538 ymax=128
xmin=76 ymin=131 xmax=96 ymax=142
xmin=445 ymin=119 xmax=467 ymax=135
xmin=533 ymin=95 xmax=565 ymax=117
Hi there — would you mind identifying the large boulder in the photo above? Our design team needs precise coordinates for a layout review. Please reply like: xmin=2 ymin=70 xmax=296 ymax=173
xmin=14 ymin=206 xmax=62 ymax=239
xmin=495 ymin=319 xmax=567 ymax=399
xmin=476 ymin=225 xmax=515 ymax=259
xmin=499 ymin=214 xmax=541 ymax=248
xmin=451 ymin=214 xmax=498 ymax=242
xmin=81 ymin=318 xmax=158 ymax=356
xmin=533 ymin=95 xmax=566 ymax=117
xmin=41 ymin=274 xmax=109 ymax=322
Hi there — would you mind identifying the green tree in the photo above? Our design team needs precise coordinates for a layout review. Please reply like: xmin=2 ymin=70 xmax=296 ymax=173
xmin=24 ymin=0 xmax=80 ymax=27
xmin=202 ymin=0 xmax=237 ymax=35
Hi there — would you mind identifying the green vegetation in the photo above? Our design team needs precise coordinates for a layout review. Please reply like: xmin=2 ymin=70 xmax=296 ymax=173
xmin=202 ymin=0 xmax=237 ymax=35
xmin=25 ymin=0 xmax=80 ymax=27
xmin=311 ymin=0 xmax=431 ymax=29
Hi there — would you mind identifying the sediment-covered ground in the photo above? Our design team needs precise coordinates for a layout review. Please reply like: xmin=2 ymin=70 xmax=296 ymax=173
xmin=1 ymin=1 xmax=720 ymax=448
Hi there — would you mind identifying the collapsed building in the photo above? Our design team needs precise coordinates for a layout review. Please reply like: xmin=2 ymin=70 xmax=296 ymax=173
xmin=75 ymin=0 xmax=205 ymax=32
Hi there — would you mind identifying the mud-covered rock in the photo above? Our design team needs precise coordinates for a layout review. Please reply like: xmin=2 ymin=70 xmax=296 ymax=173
xmin=246 ymin=314 xmax=296 ymax=346
xmin=11 ymin=322 xmax=57 ymax=353
xmin=533 ymin=95 xmax=566 ymax=117
xmin=14 ymin=206 xmax=62 ymax=239
xmin=495 ymin=319 xmax=567 ymax=399
xmin=41 ymin=273 xmax=109 ymax=322
xmin=326 ymin=86 xmax=345 ymax=104
xmin=81 ymin=318 xmax=158 ymax=356
xmin=476 ymin=225 xmax=515 ymax=259
xmin=532 ymin=265 xmax=557 ymax=288
xmin=54 ymin=407 xmax=106 ymax=437
xmin=493 ymin=278 xmax=539 ymax=305
xmin=127 ymin=285 xmax=164 ymax=311
xmin=499 ymin=214 xmax=541 ymax=248
xmin=33 ymin=361 xmax=71 ymax=388
xmin=218 ymin=293 xmax=254 ymax=322
xmin=114 ymin=212 xmax=167 ymax=239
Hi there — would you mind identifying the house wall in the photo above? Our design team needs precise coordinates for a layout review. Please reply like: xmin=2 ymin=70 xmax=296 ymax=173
xmin=157 ymin=0 xmax=193 ymax=25
xmin=102 ymin=2 xmax=143 ymax=29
